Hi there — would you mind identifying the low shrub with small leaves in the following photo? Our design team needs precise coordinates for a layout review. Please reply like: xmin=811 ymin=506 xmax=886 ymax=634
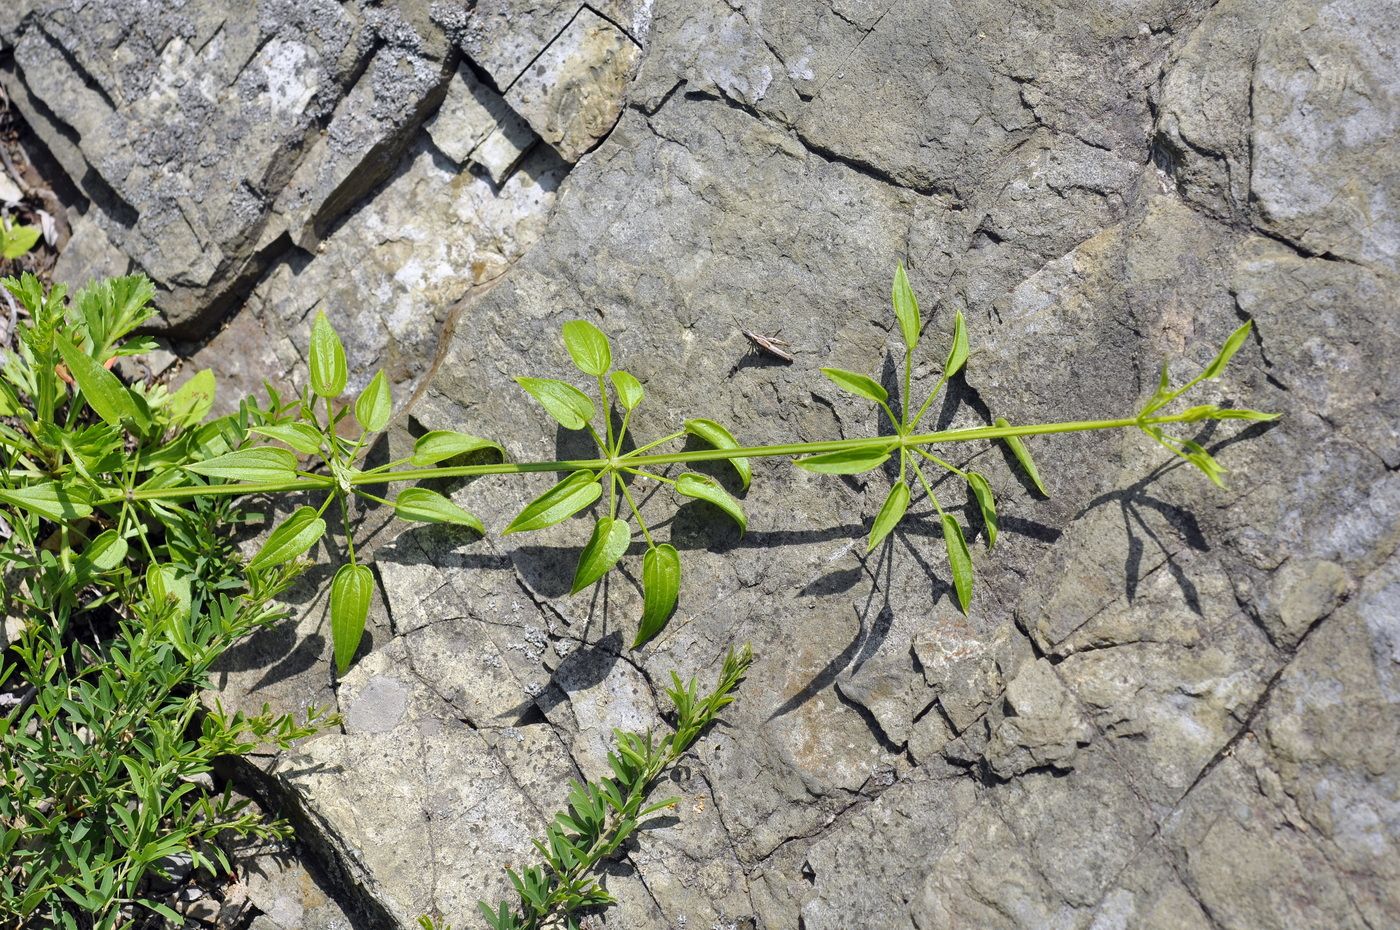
xmin=0 ymin=275 xmax=332 ymax=929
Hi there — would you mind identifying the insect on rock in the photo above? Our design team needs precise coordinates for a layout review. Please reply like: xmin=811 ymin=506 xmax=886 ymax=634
xmin=742 ymin=329 xmax=795 ymax=364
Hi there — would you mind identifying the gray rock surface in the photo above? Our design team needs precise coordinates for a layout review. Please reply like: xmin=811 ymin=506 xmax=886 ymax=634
xmin=8 ymin=0 xmax=1400 ymax=928
xmin=1 ymin=0 xmax=641 ymax=398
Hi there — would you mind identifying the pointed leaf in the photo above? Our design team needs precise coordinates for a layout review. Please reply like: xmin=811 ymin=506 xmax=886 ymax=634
xmin=941 ymin=514 xmax=974 ymax=612
xmin=611 ymin=370 xmax=644 ymax=410
xmin=892 ymin=262 xmax=922 ymax=351
xmin=354 ymin=369 xmax=392 ymax=432
xmin=1201 ymin=320 xmax=1252 ymax=380
xmin=250 ymin=423 xmax=324 ymax=455
xmin=1142 ymin=359 xmax=1174 ymax=415
xmin=394 ymin=487 xmax=484 ymax=532
xmin=820 ymin=367 xmax=887 ymax=404
xmin=56 ymin=338 xmax=144 ymax=428
xmin=944 ymin=310 xmax=968 ymax=377
xmin=634 ymin=544 xmax=681 ymax=648
xmin=515 ymin=377 xmax=595 ymax=431
xmin=683 ymin=418 xmax=749 ymax=490
xmin=965 ymin=472 xmax=998 ymax=548
xmin=186 ymin=447 xmax=298 ymax=483
xmin=561 ymin=320 xmax=612 ymax=376
xmin=1180 ymin=439 xmax=1228 ymax=487
xmin=411 ymin=430 xmax=505 ymax=466
xmin=867 ymin=481 xmax=909 ymax=552
xmin=249 ymin=506 xmax=325 ymax=570
xmin=571 ymin=516 xmax=631 ymax=593
xmin=675 ymin=472 xmax=746 ymax=533
xmin=1212 ymin=407 xmax=1280 ymax=422
xmin=0 ymin=482 xmax=92 ymax=521
xmin=309 ymin=311 xmax=348 ymax=399
xmin=794 ymin=447 xmax=892 ymax=475
xmin=167 ymin=369 xmax=216 ymax=428
xmin=995 ymin=418 xmax=1048 ymax=496
xmin=503 ymin=470 xmax=601 ymax=535
xmin=331 ymin=563 xmax=374 ymax=674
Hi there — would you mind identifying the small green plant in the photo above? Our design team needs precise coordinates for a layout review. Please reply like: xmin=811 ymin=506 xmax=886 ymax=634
xmin=472 ymin=646 xmax=751 ymax=930
xmin=0 ymin=265 xmax=1275 ymax=678
xmin=0 ymin=216 xmax=41 ymax=261
xmin=0 ymin=274 xmax=333 ymax=928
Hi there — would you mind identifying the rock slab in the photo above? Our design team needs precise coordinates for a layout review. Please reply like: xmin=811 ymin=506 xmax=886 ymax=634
xmin=6 ymin=0 xmax=1399 ymax=929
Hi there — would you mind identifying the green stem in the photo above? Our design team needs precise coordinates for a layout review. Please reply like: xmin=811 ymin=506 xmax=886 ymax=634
xmin=354 ymin=489 xmax=393 ymax=507
xmin=624 ymin=429 xmax=685 ymax=458
xmin=613 ymin=408 xmax=634 ymax=457
xmin=901 ymin=348 xmax=912 ymax=425
xmin=909 ymin=373 xmax=949 ymax=433
xmin=910 ymin=458 xmax=945 ymax=518
xmin=619 ymin=479 xmax=654 ymax=548
xmin=94 ymin=412 xmax=1195 ymax=506
xmin=621 ymin=467 xmax=675 ymax=487
xmin=599 ymin=375 xmax=615 ymax=453
xmin=586 ymin=424 xmax=609 ymax=457
xmin=914 ymin=447 xmax=966 ymax=478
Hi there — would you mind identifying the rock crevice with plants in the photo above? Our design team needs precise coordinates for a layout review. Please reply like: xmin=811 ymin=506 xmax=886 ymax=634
xmin=1 ymin=0 xmax=1397 ymax=929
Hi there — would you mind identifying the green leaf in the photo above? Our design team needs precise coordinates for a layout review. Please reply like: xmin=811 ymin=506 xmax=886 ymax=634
xmin=944 ymin=310 xmax=968 ymax=377
xmin=1201 ymin=320 xmax=1252 ymax=380
xmin=794 ymin=446 xmax=892 ymax=475
xmin=354 ymin=369 xmax=392 ymax=432
xmin=1212 ymin=407 xmax=1280 ymax=422
xmin=941 ymin=514 xmax=974 ymax=612
xmin=1142 ymin=360 xmax=1174 ymax=415
xmin=965 ymin=472 xmax=997 ymax=548
xmin=331 ymin=563 xmax=374 ymax=674
xmin=186 ymin=447 xmax=299 ymax=483
xmin=309 ymin=311 xmax=348 ymax=399
xmin=675 ymin=472 xmax=746 ymax=534
xmin=249 ymin=506 xmax=325 ymax=570
xmin=167 ymin=369 xmax=216 ymax=428
xmin=503 ymin=470 xmax=602 ymax=535
xmin=572 ymin=517 xmax=631 ymax=593
xmin=892 ymin=262 xmax=921 ymax=352
xmin=78 ymin=529 xmax=128 ymax=573
xmin=0 ymin=482 xmax=92 ymax=521
xmin=867 ymin=481 xmax=909 ymax=552
xmin=562 ymin=320 xmax=612 ymax=376
xmin=683 ymin=418 xmax=750 ymax=490
xmin=1180 ymin=439 xmax=1228 ymax=487
xmin=515 ymin=377 xmax=595 ymax=431
xmin=56 ymin=338 xmax=145 ymax=428
xmin=611 ymin=370 xmax=644 ymax=411
xmin=820 ymin=367 xmax=887 ymax=404
xmin=145 ymin=563 xmax=191 ymax=619
xmin=410 ymin=430 xmax=505 ymax=466
xmin=250 ymin=423 xmax=324 ymax=455
xmin=394 ymin=487 xmax=484 ymax=532
xmin=1 ymin=221 xmax=40 ymax=259
xmin=634 ymin=544 xmax=680 ymax=648
xmin=995 ymin=418 xmax=1048 ymax=496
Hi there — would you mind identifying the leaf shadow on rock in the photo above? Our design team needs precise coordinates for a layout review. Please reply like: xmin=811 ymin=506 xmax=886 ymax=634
xmin=502 ymin=630 xmax=626 ymax=721
xmin=1076 ymin=419 xmax=1278 ymax=610
xmin=768 ymin=544 xmax=894 ymax=722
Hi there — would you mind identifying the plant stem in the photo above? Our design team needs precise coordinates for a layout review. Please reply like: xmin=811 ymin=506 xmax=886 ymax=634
xmin=98 ymin=412 xmax=1196 ymax=506
xmin=619 ymin=478 xmax=654 ymax=548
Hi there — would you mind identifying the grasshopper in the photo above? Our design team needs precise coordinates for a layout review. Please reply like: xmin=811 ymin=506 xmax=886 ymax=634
xmin=742 ymin=329 xmax=795 ymax=364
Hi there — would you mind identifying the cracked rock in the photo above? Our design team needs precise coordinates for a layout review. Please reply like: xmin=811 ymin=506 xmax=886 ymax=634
xmin=982 ymin=659 xmax=1093 ymax=779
